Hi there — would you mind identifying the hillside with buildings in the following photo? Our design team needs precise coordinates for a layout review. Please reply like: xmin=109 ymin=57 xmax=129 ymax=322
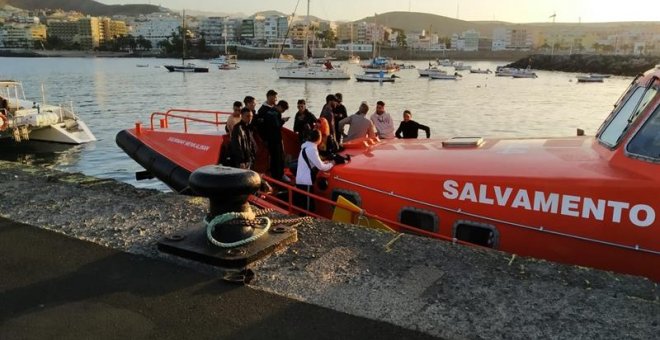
xmin=0 ymin=1 xmax=658 ymax=57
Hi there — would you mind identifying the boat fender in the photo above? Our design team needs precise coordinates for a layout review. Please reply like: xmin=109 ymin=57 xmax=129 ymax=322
xmin=0 ymin=112 xmax=8 ymax=131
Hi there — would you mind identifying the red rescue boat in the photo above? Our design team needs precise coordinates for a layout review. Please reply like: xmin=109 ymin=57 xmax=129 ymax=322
xmin=117 ymin=66 xmax=660 ymax=281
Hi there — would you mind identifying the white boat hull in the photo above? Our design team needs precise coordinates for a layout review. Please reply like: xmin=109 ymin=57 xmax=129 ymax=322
xmin=28 ymin=119 xmax=97 ymax=144
xmin=276 ymin=66 xmax=350 ymax=80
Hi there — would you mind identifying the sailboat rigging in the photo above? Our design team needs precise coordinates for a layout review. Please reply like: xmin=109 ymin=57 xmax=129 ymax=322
xmin=212 ymin=20 xmax=239 ymax=70
xmin=275 ymin=0 xmax=350 ymax=80
xmin=348 ymin=22 xmax=360 ymax=64
xmin=164 ymin=10 xmax=209 ymax=73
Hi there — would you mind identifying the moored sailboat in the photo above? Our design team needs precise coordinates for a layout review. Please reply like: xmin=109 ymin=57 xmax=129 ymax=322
xmin=164 ymin=10 xmax=209 ymax=73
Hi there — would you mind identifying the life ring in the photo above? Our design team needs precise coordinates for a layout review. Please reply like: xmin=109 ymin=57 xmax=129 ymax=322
xmin=0 ymin=112 xmax=8 ymax=131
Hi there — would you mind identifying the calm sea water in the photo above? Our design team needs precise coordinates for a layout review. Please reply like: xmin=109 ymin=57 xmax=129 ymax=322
xmin=0 ymin=57 xmax=632 ymax=190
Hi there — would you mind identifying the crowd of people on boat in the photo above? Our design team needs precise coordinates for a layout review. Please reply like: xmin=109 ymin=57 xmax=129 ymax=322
xmin=220 ymin=89 xmax=432 ymax=209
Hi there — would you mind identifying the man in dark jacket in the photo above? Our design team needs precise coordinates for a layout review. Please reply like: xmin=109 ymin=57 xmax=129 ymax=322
xmin=230 ymin=108 xmax=257 ymax=169
xmin=395 ymin=110 xmax=431 ymax=139
xmin=262 ymin=100 xmax=290 ymax=181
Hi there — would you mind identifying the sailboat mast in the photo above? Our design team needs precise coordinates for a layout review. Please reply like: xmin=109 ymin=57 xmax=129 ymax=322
xmin=303 ymin=0 xmax=310 ymax=60
xmin=181 ymin=10 xmax=186 ymax=65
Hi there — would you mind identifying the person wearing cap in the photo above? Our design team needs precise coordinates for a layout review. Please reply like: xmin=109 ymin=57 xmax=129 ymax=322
xmin=333 ymin=93 xmax=348 ymax=143
xmin=370 ymin=100 xmax=395 ymax=139
xmin=262 ymin=100 xmax=290 ymax=181
xmin=395 ymin=110 xmax=430 ymax=139
xmin=338 ymin=101 xmax=377 ymax=142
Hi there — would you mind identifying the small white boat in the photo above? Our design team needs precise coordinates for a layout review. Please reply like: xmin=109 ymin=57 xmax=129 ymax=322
xmin=512 ymin=72 xmax=538 ymax=79
xmin=470 ymin=68 xmax=492 ymax=74
xmin=215 ymin=54 xmax=239 ymax=70
xmin=577 ymin=75 xmax=604 ymax=83
xmin=355 ymin=73 xmax=396 ymax=83
xmin=348 ymin=54 xmax=360 ymax=64
xmin=265 ymin=54 xmax=299 ymax=64
xmin=418 ymin=67 xmax=446 ymax=77
xmin=453 ymin=62 xmax=471 ymax=71
xmin=437 ymin=59 xmax=453 ymax=66
xmin=429 ymin=72 xmax=461 ymax=80
xmin=0 ymin=81 xmax=96 ymax=144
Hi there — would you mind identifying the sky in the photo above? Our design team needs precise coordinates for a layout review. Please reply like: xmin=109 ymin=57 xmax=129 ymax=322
xmin=100 ymin=0 xmax=660 ymax=23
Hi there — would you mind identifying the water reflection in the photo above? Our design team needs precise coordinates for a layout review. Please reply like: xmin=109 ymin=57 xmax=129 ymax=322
xmin=0 ymin=140 xmax=85 ymax=168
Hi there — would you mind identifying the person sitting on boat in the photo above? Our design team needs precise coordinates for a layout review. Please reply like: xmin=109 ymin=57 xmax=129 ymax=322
xmin=262 ymin=100 xmax=290 ymax=182
xmin=395 ymin=110 xmax=431 ymax=139
xmin=293 ymin=99 xmax=317 ymax=144
xmin=229 ymin=107 xmax=257 ymax=170
xmin=370 ymin=100 xmax=395 ymax=139
xmin=338 ymin=101 xmax=377 ymax=143
xmin=225 ymin=101 xmax=243 ymax=137
xmin=324 ymin=60 xmax=334 ymax=70
xmin=333 ymin=93 xmax=348 ymax=143
xmin=295 ymin=129 xmax=334 ymax=212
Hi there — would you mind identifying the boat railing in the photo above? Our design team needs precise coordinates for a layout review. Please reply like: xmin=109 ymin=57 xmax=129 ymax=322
xmin=149 ymin=109 xmax=231 ymax=133
xmin=257 ymin=174 xmax=472 ymax=245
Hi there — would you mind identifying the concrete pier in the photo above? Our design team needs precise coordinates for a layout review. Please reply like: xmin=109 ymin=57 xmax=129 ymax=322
xmin=0 ymin=161 xmax=657 ymax=339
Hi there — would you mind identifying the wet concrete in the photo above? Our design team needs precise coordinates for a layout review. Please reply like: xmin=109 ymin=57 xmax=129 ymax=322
xmin=0 ymin=161 xmax=657 ymax=339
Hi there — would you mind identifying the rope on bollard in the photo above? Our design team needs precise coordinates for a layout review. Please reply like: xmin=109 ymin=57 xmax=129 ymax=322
xmin=205 ymin=210 xmax=272 ymax=248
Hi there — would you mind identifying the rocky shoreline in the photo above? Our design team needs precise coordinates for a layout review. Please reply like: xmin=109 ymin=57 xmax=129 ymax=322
xmin=0 ymin=161 xmax=657 ymax=339
xmin=507 ymin=54 xmax=659 ymax=76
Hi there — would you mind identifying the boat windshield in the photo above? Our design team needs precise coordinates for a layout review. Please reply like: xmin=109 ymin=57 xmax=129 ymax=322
xmin=598 ymin=85 xmax=658 ymax=148
xmin=627 ymin=103 xmax=660 ymax=161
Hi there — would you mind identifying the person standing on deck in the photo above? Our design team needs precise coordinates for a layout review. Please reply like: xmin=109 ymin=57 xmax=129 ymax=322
xmin=320 ymin=94 xmax=339 ymax=141
xmin=295 ymin=129 xmax=334 ymax=212
xmin=333 ymin=93 xmax=348 ymax=143
xmin=225 ymin=101 xmax=243 ymax=137
xmin=230 ymin=108 xmax=257 ymax=170
xmin=293 ymin=99 xmax=317 ymax=144
xmin=262 ymin=100 xmax=290 ymax=181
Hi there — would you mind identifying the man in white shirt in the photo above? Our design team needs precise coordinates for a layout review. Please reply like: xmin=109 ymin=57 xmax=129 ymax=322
xmin=370 ymin=100 xmax=395 ymax=139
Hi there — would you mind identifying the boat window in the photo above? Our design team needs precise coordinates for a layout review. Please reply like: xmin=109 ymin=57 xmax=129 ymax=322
xmin=398 ymin=207 xmax=438 ymax=234
xmin=453 ymin=221 xmax=499 ymax=248
xmin=331 ymin=189 xmax=361 ymax=206
xmin=627 ymin=104 xmax=660 ymax=161
xmin=599 ymin=86 xmax=657 ymax=148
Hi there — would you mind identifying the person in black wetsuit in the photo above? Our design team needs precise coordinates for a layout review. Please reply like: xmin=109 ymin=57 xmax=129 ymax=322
xmin=395 ymin=110 xmax=430 ymax=139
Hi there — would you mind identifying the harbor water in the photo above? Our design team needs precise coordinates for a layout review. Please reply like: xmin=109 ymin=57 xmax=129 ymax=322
xmin=0 ymin=57 xmax=632 ymax=190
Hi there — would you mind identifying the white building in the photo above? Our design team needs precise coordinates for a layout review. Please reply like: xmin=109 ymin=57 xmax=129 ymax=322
xmin=130 ymin=14 xmax=180 ymax=47
xmin=492 ymin=27 xmax=532 ymax=51
xmin=451 ymin=29 xmax=479 ymax=51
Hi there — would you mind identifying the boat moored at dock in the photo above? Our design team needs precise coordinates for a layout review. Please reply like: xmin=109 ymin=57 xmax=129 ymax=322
xmin=117 ymin=66 xmax=660 ymax=282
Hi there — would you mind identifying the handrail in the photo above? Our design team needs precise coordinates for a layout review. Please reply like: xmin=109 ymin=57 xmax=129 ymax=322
xmin=259 ymin=174 xmax=472 ymax=246
xmin=148 ymin=108 xmax=232 ymax=132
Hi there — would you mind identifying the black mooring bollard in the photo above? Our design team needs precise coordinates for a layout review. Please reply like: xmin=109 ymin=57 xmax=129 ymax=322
xmin=188 ymin=165 xmax=261 ymax=244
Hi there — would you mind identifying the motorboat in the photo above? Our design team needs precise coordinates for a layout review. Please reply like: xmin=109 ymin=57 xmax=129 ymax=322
xmin=0 ymin=81 xmax=96 ymax=144
xmin=418 ymin=66 xmax=446 ymax=77
xmin=362 ymin=57 xmax=399 ymax=74
xmin=429 ymin=71 xmax=461 ymax=80
xmin=453 ymin=62 xmax=472 ymax=71
xmin=348 ymin=54 xmax=360 ymax=64
xmin=355 ymin=73 xmax=396 ymax=83
xmin=577 ymin=75 xmax=604 ymax=83
xmin=437 ymin=59 xmax=453 ymax=67
xmin=116 ymin=66 xmax=660 ymax=282
xmin=470 ymin=68 xmax=492 ymax=74
xmin=215 ymin=54 xmax=239 ymax=70
xmin=275 ymin=1 xmax=350 ymax=80
xmin=164 ymin=63 xmax=209 ymax=73
xmin=511 ymin=72 xmax=538 ymax=79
